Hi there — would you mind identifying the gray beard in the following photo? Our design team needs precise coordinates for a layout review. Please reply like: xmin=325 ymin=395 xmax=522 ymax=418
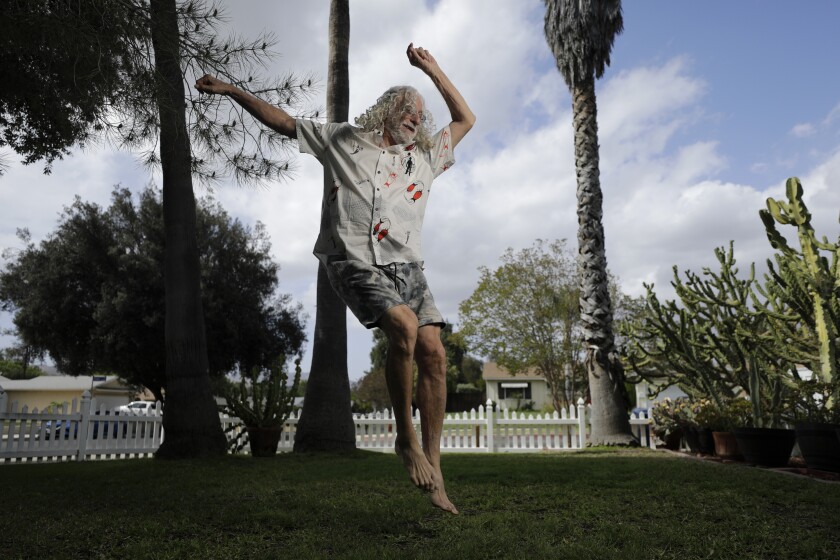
xmin=385 ymin=116 xmax=413 ymax=145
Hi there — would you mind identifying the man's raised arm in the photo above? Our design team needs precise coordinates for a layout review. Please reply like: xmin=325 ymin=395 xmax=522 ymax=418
xmin=406 ymin=43 xmax=475 ymax=148
xmin=195 ymin=75 xmax=297 ymax=139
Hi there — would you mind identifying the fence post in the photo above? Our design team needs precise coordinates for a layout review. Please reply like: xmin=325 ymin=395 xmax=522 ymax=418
xmin=577 ymin=398 xmax=587 ymax=448
xmin=635 ymin=380 xmax=650 ymax=410
xmin=77 ymin=390 xmax=92 ymax=462
xmin=485 ymin=399 xmax=495 ymax=453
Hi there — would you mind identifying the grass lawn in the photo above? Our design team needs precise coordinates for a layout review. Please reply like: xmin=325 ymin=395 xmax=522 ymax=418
xmin=1 ymin=448 xmax=838 ymax=559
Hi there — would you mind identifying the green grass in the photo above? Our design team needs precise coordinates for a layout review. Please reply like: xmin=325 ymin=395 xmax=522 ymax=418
xmin=1 ymin=449 xmax=838 ymax=559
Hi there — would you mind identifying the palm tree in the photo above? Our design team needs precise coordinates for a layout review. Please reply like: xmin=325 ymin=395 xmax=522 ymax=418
xmin=543 ymin=0 xmax=635 ymax=445
xmin=150 ymin=0 xmax=227 ymax=457
xmin=293 ymin=0 xmax=356 ymax=452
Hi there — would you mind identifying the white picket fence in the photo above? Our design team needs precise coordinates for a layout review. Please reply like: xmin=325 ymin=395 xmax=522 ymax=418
xmin=1 ymin=389 xmax=654 ymax=464
xmin=0 ymin=390 xmax=164 ymax=463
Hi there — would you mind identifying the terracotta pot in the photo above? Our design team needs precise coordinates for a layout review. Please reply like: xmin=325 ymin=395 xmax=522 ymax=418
xmin=712 ymin=431 xmax=742 ymax=460
xmin=733 ymin=427 xmax=795 ymax=467
xmin=795 ymin=422 xmax=840 ymax=472
xmin=246 ymin=426 xmax=283 ymax=457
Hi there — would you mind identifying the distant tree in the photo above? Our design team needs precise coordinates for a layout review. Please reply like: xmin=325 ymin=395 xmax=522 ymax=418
xmin=460 ymin=239 xmax=585 ymax=411
xmin=352 ymin=329 xmax=391 ymax=412
xmin=0 ymin=339 xmax=46 ymax=380
xmin=0 ymin=330 xmax=46 ymax=380
xmin=439 ymin=324 xmax=484 ymax=393
xmin=0 ymin=360 xmax=44 ymax=380
xmin=0 ymin=186 xmax=306 ymax=402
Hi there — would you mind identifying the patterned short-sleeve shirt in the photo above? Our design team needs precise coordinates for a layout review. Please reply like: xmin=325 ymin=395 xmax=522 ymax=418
xmin=296 ymin=119 xmax=455 ymax=265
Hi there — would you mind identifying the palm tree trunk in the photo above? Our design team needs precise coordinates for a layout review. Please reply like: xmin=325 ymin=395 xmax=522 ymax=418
xmin=150 ymin=0 xmax=226 ymax=458
xmin=293 ymin=0 xmax=355 ymax=452
xmin=572 ymin=75 xmax=635 ymax=446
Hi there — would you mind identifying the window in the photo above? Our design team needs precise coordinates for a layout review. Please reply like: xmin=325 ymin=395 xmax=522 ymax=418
xmin=499 ymin=382 xmax=531 ymax=400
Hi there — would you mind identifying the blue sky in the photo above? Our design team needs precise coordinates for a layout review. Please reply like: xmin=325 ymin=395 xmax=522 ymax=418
xmin=2 ymin=0 xmax=839 ymax=382
xmin=611 ymin=0 xmax=840 ymax=188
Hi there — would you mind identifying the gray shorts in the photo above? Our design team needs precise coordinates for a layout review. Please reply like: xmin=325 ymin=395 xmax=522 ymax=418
xmin=325 ymin=259 xmax=444 ymax=329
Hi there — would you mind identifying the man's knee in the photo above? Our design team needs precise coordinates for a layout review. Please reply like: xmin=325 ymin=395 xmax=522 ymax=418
xmin=416 ymin=327 xmax=446 ymax=371
xmin=381 ymin=306 xmax=419 ymax=356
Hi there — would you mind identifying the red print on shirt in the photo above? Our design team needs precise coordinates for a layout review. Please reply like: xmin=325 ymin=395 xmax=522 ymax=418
xmin=404 ymin=181 xmax=424 ymax=204
xmin=373 ymin=218 xmax=391 ymax=242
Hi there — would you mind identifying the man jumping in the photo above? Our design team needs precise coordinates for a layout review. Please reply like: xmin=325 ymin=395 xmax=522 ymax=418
xmin=196 ymin=43 xmax=474 ymax=514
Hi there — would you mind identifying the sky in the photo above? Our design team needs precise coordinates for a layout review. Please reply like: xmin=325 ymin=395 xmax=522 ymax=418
xmin=2 ymin=0 xmax=840 ymax=382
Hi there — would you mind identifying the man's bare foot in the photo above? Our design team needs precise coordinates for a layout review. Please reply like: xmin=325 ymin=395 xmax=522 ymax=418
xmin=394 ymin=441 xmax=437 ymax=492
xmin=429 ymin=470 xmax=459 ymax=514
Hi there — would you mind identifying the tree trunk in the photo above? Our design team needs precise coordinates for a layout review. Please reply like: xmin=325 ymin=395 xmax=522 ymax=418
xmin=150 ymin=0 xmax=226 ymax=458
xmin=293 ymin=0 xmax=355 ymax=452
xmin=572 ymin=76 xmax=635 ymax=446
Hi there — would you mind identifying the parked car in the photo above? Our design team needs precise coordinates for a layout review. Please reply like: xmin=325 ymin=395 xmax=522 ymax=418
xmin=116 ymin=401 xmax=157 ymax=415
xmin=42 ymin=412 xmax=125 ymax=440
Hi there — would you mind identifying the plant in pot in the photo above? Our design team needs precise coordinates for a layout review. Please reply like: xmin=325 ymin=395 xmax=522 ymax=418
xmin=784 ymin=379 xmax=840 ymax=472
xmin=223 ymin=356 xmax=302 ymax=457
xmin=759 ymin=177 xmax=840 ymax=472
xmin=695 ymin=398 xmax=751 ymax=461
xmin=685 ymin=398 xmax=716 ymax=454
xmin=731 ymin=360 xmax=796 ymax=468
xmin=650 ymin=398 xmax=692 ymax=450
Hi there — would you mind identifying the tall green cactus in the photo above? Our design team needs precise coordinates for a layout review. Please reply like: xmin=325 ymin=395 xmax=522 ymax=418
xmin=759 ymin=177 xmax=840 ymax=387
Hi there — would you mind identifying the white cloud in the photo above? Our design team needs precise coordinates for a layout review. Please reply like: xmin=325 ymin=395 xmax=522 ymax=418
xmin=791 ymin=123 xmax=816 ymax=137
xmin=823 ymin=101 xmax=840 ymax=126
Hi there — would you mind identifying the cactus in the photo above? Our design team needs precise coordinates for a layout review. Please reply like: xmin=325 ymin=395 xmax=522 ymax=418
xmin=759 ymin=177 xmax=840 ymax=390
xmin=224 ymin=356 xmax=302 ymax=428
xmin=622 ymin=242 xmax=793 ymax=427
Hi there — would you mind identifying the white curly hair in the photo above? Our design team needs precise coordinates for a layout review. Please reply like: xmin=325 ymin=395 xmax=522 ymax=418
xmin=355 ymin=86 xmax=435 ymax=151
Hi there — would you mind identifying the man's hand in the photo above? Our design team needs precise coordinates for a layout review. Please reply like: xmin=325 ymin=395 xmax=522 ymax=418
xmin=406 ymin=43 xmax=440 ymax=77
xmin=195 ymin=74 xmax=231 ymax=96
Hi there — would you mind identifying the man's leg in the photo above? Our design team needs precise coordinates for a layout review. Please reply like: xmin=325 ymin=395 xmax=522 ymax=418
xmin=415 ymin=325 xmax=458 ymax=514
xmin=378 ymin=305 xmax=437 ymax=492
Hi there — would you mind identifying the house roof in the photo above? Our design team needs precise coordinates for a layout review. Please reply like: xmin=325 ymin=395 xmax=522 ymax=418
xmin=482 ymin=361 xmax=545 ymax=381
xmin=0 ymin=375 xmax=124 ymax=392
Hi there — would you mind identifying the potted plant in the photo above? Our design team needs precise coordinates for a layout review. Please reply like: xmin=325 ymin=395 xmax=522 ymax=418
xmin=731 ymin=359 xmax=796 ymax=468
xmin=651 ymin=398 xmax=691 ymax=450
xmin=223 ymin=356 xmax=301 ymax=457
xmin=697 ymin=399 xmax=751 ymax=460
xmin=685 ymin=399 xmax=716 ymax=455
xmin=786 ymin=380 xmax=840 ymax=472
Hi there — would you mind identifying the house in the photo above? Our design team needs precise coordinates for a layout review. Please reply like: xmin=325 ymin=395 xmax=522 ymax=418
xmin=0 ymin=374 xmax=148 ymax=413
xmin=633 ymin=379 xmax=689 ymax=410
xmin=482 ymin=361 xmax=553 ymax=411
